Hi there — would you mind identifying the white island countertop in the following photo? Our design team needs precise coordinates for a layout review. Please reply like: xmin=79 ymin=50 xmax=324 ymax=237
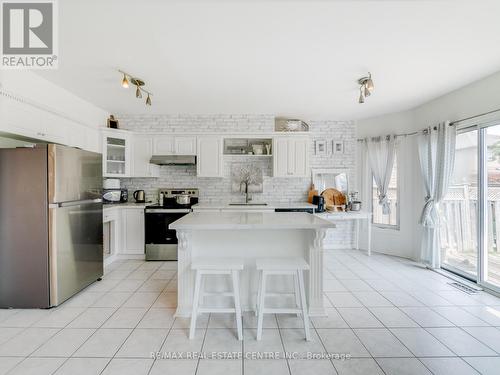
xmin=191 ymin=201 xmax=317 ymax=210
xmin=169 ymin=211 xmax=335 ymax=230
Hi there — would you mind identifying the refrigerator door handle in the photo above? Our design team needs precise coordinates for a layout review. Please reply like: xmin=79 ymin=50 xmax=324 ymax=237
xmin=49 ymin=198 xmax=102 ymax=208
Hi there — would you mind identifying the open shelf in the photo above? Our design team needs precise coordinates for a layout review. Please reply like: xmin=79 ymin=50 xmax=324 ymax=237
xmin=223 ymin=137 xmax=272 ymax=156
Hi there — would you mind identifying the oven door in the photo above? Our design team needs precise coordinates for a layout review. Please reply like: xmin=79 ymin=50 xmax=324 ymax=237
xmin=145 ymin=208 xmax=190 ymax=261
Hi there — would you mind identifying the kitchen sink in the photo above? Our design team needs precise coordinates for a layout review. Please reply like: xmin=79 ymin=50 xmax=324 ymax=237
xmin=228 ymin=203 xmax=268 ymax=206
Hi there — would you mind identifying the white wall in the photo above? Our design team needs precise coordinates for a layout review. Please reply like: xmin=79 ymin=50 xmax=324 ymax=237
xmin=357 ymin=70 xmax=500 ymax=260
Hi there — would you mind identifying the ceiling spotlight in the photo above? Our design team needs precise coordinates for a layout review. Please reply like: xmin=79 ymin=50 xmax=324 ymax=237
xmin=365 ymin=72 xmax=374 ymax=93
xmin=118 ymin=70 xmax=153 ymax=106
xmin=358 ymin=87 xmax=365 ymax=104
xmin=121 ymin=73 xmax=129 ymax=88
xmin=357 ymin=72 xmax=374 ymax=104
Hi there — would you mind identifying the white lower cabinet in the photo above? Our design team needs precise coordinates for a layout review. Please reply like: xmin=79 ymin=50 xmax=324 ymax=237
xmin=104 ymin=206 xmax=145 ymax=259
xmin=121 ymin=208 xmax=145 ymax=255
xmin=131 ymin=135 xmax=160 ymax=178
xmin=197 ymin=136 xmax=223 ymax=177
xmin=273 ymin=136 xmax=309 ymax=177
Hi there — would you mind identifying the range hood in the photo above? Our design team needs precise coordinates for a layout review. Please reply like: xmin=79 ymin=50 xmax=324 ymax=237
xmin=150 ymin=155 xmax=196 ymax=165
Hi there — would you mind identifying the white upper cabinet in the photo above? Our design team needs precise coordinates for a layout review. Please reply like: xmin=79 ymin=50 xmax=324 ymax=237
xmin=175 ymin=136 xmax=197 ymax=155
xmin=153 ymin=136 xmax=174 ymax=154
xmin=85 ymin=128 xmax=101 ymax=154
xmin=273 ymin=136 xmax=309 ymax=177
xmin=102 ymin=130 xmax=131 ymax=178
xmin=153 ymin=135 xmax=196 ymax=155
xmin=0 ymin=96 xmax=67 ymax=144
xmin=131 ymin=135 xmax=160 ymax=178
xmin=0 ymin=95 xmax=103 ymax=153
xmin=197 ymin=136 xmax=223 ymax=177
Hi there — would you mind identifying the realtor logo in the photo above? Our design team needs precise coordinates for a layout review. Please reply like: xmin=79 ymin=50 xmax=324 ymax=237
xmin=1 ymin=0 xmax=58 ymax=69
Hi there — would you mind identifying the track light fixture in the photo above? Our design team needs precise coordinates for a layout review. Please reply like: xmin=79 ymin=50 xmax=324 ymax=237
xmin=121 ymin=73 xmax=129 ymax=88
xmin=358 ymin=72 xmax=374 ymax=104
xmin=118 ymin=70 xmax=153 ymax=106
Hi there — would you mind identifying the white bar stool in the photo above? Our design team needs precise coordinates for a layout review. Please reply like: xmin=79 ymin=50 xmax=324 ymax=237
xmin=255 ymin=257 xmax=311 ymax=341
xmin=189 ymin=257 xmax=244 ymax=340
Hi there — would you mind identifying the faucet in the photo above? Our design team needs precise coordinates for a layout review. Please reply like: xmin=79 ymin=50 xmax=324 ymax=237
xmin=240 ymin=180 xmax=251 ymax=203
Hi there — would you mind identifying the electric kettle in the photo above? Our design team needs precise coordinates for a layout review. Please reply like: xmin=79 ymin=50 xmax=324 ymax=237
xmin=133 ymin=190 xmax=145 ymax=203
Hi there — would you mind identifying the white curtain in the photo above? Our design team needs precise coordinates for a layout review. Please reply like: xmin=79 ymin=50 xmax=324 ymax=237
xmin=417 ymin=121 xmax=456 ymax=268
xmin=365 ymin=135 xmax=396 ymax=215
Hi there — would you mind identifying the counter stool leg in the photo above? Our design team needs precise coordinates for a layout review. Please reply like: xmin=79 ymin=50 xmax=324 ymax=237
xmin=293 ymin=273 xmax=301 ymax=318
xmin=297 ymin=270 xmax=311 ymax=341
xmin=200 ymin=274 xmax=206 ymax=307
xmin=232 ymin=270 xmax=243 ymax=341
xmin=256 ymin=272 xmax=267 ymax=341
xmin=189 ymin=270 xmax=202 ymax=340
xmin=255 ymin=271 xmax=262 ymax=316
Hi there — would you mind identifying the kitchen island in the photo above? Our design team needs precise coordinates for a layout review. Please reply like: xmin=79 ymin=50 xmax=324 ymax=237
xmin=170 ymin=211 xmax=335 ymax=317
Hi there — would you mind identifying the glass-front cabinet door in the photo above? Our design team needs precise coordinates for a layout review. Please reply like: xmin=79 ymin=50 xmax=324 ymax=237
xmin=102 ymin=131 xmax=131 ymax=177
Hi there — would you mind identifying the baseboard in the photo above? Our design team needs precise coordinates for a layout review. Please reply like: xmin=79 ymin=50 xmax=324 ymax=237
xmin=104 ymin=254 xmax=117 ymax=267
xmin=116 ymin=254 xmax=146 ymax=260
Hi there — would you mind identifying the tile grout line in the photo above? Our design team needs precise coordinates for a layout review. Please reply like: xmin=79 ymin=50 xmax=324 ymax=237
xmin=50 ymin=260 xmax=148 ymax=375
xmin=274 ymin=314 xmax=292 ymax=375
xmin=146 ymin=271 xmax=177 ymax=375
xmin=194 ymin=313 xmax=211 ymax=375
xmin=95 ymin=262 xmax=173 ymax=374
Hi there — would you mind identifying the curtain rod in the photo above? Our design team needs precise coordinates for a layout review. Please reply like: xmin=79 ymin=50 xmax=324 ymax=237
xmin=357 ymin=109 xmax=500 ymax=142
xmin=356 ymin=130 xmax=419 ymax=142
xmin=450 ymin=108 xmax=500 ymax=126
xmin=355 ymin=108 xmax=500 ymax=143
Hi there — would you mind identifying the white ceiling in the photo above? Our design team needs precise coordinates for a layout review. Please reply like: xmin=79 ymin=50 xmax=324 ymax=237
xmin=37 ymin=0 xmax=500 ymax=120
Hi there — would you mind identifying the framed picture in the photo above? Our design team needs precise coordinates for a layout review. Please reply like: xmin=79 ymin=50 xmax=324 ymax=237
xmin=333 ymin=140 xmax=344 ymax=154
xmin=315 ymin=139 xmax=328 ymax=156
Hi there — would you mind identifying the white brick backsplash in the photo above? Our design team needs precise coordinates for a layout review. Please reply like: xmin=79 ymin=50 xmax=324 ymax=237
xmin=117 ymin=114 xmax=357 ymax=248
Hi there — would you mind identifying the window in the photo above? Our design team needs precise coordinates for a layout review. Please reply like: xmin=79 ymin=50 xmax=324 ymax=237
xmin=372 ymin=156 xmax=399 ymax=227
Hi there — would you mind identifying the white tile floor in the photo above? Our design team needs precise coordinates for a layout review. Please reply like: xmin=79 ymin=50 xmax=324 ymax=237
xmin=1 ymin=250 xmax=500 ymax=374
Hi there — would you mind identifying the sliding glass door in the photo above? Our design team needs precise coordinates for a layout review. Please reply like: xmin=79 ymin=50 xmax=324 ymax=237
xmin=441 ymin=122 xmax=500 ymax=291
xmin=485 ymin=125 xmax=500 ymax=288
xmin=441 ymin=130 xmax=479 ymax=281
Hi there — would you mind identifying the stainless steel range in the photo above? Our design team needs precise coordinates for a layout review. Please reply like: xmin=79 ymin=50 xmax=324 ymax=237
xmin=145 ymin=188 xmax=198 ymax=261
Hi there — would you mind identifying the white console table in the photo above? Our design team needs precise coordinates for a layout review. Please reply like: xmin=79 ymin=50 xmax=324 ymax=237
xmin=315 ymin=211 xmax=372 ymax=255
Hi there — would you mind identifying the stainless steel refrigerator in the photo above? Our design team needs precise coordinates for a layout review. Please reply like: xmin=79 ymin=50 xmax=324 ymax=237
xmin=0 ymin=144 xmax=103 ymax=308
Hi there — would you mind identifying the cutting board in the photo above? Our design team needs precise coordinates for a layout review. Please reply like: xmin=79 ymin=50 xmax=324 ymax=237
xmin=321 ymin=188 xmax=346 ymax=210
xmin=307 ymin=184 xmax=319 ymax=203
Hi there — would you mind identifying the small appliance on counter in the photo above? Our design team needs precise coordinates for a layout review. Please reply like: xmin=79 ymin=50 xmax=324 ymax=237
xmin=133 ymin=190 xmax=146 ymax=203
xmin=145 ymin=188 xmax=199 ymax=261
xmin=103 ymin=178 xmax=120 ymax=189
xmin=312 ymin=195 xmax=325 ymax=213
xmin=103 ymin=188 xmax=128 ymax=203
xmin=103 ymin=179 xmax=128 ymax=204
xmin=347 ymin=191 xmax=362 ymax=211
